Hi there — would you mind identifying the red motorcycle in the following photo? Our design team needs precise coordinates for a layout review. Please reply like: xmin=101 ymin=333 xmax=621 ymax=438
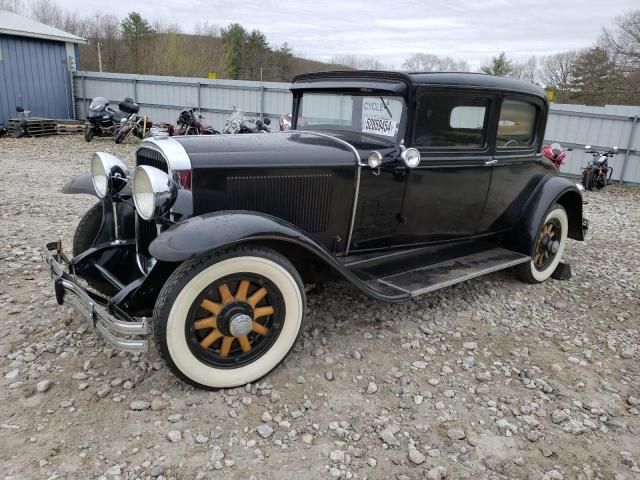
xmin=174 ymin=108 xmax=219 ymax=135
xmin=543 ymin=143 xmax=568 ymax=169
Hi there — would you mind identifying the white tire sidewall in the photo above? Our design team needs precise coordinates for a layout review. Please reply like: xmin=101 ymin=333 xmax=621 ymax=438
xmin=529 ymin=207 xmax=568 ymax=282
xmin=165 ymin=256 xmax=303 ymax=388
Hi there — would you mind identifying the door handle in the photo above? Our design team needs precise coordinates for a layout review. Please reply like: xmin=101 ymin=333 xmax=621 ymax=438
xmin=484 ymin=159 xmax=498 ymax=166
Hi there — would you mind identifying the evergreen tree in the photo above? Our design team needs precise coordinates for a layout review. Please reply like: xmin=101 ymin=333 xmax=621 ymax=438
xmin=121 ymin=11 xmax=153 ymax=72
xmin=480 ymin=52 xmax=514 ymax=76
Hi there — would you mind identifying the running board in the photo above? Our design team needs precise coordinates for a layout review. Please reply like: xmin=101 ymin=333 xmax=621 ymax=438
xmin=370 ymin=248 xmax=530 ymax=297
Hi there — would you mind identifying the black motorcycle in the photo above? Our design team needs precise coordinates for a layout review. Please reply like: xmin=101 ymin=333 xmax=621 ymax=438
xmin=10 ymin=106 xmax=30 ymax=138
xmin=222 ymin=105 xmax=271 ymax=134
xmin=581 ymin=146 xmax=617 ymax=191
xmin=84 ymin=97 xmax=139 ymax=142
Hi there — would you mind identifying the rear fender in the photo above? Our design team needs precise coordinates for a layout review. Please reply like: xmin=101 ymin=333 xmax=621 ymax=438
xmin=505 ymin=176 xmax=585 ymax=256
xmin=149 ymin=211 xmax=409 ymax=302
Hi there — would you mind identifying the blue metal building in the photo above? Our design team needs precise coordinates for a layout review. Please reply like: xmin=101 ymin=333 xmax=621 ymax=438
xmin=0 ymin=11 xmax=86 ymax=125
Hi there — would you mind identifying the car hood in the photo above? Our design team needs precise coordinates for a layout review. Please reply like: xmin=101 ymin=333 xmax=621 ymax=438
xmin=172 ymin=131 xmax=361 ymax=168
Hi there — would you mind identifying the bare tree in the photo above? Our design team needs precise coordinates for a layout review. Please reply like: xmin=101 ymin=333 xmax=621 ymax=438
xmin=402 ymin=53 xmax=469 ymax=72
xmin=194 ymin=21 xmax=220 ymax=37
xmin=602 ymin=10 xmax=640 ymax=69
xmin=512 ymin=56 xmax=538 ymax=83
xmin=330 ymin=54 xmax=388 ymax=70
xmin=0 ymin=0 xmax=24 ymax=13
xmin=539 ymin=51 xmax=578 ymax=91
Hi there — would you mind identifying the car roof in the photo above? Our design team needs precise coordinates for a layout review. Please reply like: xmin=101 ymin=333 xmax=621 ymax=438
xmin=291 ymin=70 xmax=547 ymax=100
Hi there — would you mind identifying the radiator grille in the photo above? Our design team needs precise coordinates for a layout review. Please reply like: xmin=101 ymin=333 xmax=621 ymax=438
xmin=135 ymin=146 xmax=168 ymax=258
xmin=227 ymin=174 xmax=333 ymax=233
xmin=136 ymin=146 xmax=169 ymax=173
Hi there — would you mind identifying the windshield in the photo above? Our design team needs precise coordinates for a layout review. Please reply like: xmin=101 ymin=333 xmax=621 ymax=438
xmin=89 ymin=97 xmax=109 ymax=110
xmin=297 ymin=92 xmax=405 ymax=142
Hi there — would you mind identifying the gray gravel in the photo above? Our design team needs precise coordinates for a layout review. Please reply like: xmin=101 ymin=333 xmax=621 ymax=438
xmin=0 ymin=135 xmax=639 ymax=479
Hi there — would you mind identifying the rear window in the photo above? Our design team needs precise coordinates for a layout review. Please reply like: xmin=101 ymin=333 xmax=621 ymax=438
xmin=497 ymin=100 xmax=537 ymax=148
xmin=413 ymin=94 xmax=489 ymax=148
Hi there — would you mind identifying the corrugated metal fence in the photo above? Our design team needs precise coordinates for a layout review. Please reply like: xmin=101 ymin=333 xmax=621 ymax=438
xmin=73 ymin=71 xmax=291 ymax=135
xmin=73 ymin=71 xmax=640 ymax=184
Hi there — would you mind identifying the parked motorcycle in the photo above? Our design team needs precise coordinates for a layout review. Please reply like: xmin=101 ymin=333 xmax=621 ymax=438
xmin=223 ymin=105 xmax=271 ymax=134
xmin=581 ymin=146 xmax=617 ymax=191
xmin=542 ymin=143 xmax=569 ymax=169
xmin=114 ymin=113 xmax=152 ymax=144
xmin=279 ymin=113 xmax=292 ymax=131
xmin=173 ymin=108 xmax=219 ymax=135
xmin=11 ymin=106 xmax=30 ymax=138
xmin=84 ymin=97 xmax=139 ymax=142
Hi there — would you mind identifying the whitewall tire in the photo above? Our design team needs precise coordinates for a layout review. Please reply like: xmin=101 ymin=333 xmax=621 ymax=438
xmin=517 ymin=204 xmax=568 ymax=284
xmin=153 ymin=248 xmax=305 ymax=389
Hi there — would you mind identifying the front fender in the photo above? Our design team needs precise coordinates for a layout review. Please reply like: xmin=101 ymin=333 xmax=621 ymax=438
xmin=62 ymin=172 xmax=98 ymax=197
xmin=149 ymin=211 xmax=409 ymax=302
xmin=62 ymin=172 xmax=132 ymax=197
xmin=506 ymin=175 xmax=586 ymax=256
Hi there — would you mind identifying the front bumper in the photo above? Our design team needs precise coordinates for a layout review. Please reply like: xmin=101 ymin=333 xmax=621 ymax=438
xmin=43 ymin=241 xmax=149 ymax=352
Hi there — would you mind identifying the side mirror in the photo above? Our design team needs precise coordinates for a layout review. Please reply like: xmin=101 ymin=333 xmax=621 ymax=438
xmin=263 ymin=117 xmax=271 ymax=126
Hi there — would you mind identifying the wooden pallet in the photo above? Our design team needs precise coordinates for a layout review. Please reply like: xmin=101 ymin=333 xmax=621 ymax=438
xmin=56 ymin=123 xmax=85 ymax=135
xmin=8 ymin=117 xmax=58 ymax=137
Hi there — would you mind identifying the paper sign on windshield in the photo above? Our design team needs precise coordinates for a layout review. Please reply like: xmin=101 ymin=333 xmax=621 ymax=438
xmin=361 ymin=97 xmax=399 ymax=137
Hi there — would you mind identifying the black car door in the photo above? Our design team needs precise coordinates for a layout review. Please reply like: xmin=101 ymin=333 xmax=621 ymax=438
xmin=476 ymin=95 xmax=551 ymax=233
xmin=394 ymin=89 xmax=495 ymax=246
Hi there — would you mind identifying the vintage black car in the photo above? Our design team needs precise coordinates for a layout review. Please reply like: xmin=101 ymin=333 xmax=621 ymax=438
xmin=45 ymin=71 xmax=587 ymax=389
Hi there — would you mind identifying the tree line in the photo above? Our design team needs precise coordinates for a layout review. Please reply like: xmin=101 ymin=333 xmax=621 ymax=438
xmin=1 ymin=0 xmax=638 ymax=104
xmin=334 ymin=10 xmax=640 ymax=106
xmin=0 ymin=0 xmax=296 ymax=81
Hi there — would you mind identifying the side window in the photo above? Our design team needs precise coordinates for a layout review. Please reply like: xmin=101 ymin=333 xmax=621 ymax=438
xmin=413 ymin=94 xmax=490 ymax=149
xmin=496 ymin=100 xmax=537 ymax=149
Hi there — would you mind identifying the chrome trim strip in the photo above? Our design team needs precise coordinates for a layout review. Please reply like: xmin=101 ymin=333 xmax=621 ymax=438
xmin=307 ymin=131 xmax=365 ymax=166
xmin=306 ymin=131 xmax=362 ymax=255
xmin=136 ymin=136 xmax=192 ymax=173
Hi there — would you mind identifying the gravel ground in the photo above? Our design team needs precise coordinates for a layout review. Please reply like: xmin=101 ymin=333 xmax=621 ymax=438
xmin=0 ymin=135 xmax=639 ymax=480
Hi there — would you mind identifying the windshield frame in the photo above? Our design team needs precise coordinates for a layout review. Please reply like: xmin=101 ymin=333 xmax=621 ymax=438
xmin=293 ymin=90 xmax=408 ymax=145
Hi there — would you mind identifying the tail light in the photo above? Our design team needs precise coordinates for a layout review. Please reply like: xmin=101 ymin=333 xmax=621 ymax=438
xmin=173 ymin=170 xmax=192 ymax=190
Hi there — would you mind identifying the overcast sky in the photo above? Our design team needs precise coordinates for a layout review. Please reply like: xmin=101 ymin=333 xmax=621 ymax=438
xmin=53 ymin=0 xmax=637 ymax=68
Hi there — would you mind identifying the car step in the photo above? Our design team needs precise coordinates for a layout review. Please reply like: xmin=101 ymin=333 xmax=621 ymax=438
xmin=369 ymin=248 xmax=530 ymax=297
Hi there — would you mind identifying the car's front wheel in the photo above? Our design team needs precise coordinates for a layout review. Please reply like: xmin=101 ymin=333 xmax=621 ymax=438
xmin=517 ymin=204 xmax=568 ymax=284
xmin=153 ymin=247 xmax=305 ymax=389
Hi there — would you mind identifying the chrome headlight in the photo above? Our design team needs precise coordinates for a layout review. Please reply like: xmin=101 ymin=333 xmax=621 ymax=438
xmin=368 ymin=151 xmax=383 ymax=169
xmin=91 ymin=152 xmax=128 ymax=198
xmin=401 ymin=148 xmax=421 ymax=168
xmin=132 ymin=165 xmax=177 ymax=221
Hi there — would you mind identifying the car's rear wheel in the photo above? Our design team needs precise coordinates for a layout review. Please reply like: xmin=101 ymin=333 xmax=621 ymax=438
xmin=153 ymin=247 xmax=305 ymax=389
xmin=517 ymin=204 xmax=568 ymax=284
